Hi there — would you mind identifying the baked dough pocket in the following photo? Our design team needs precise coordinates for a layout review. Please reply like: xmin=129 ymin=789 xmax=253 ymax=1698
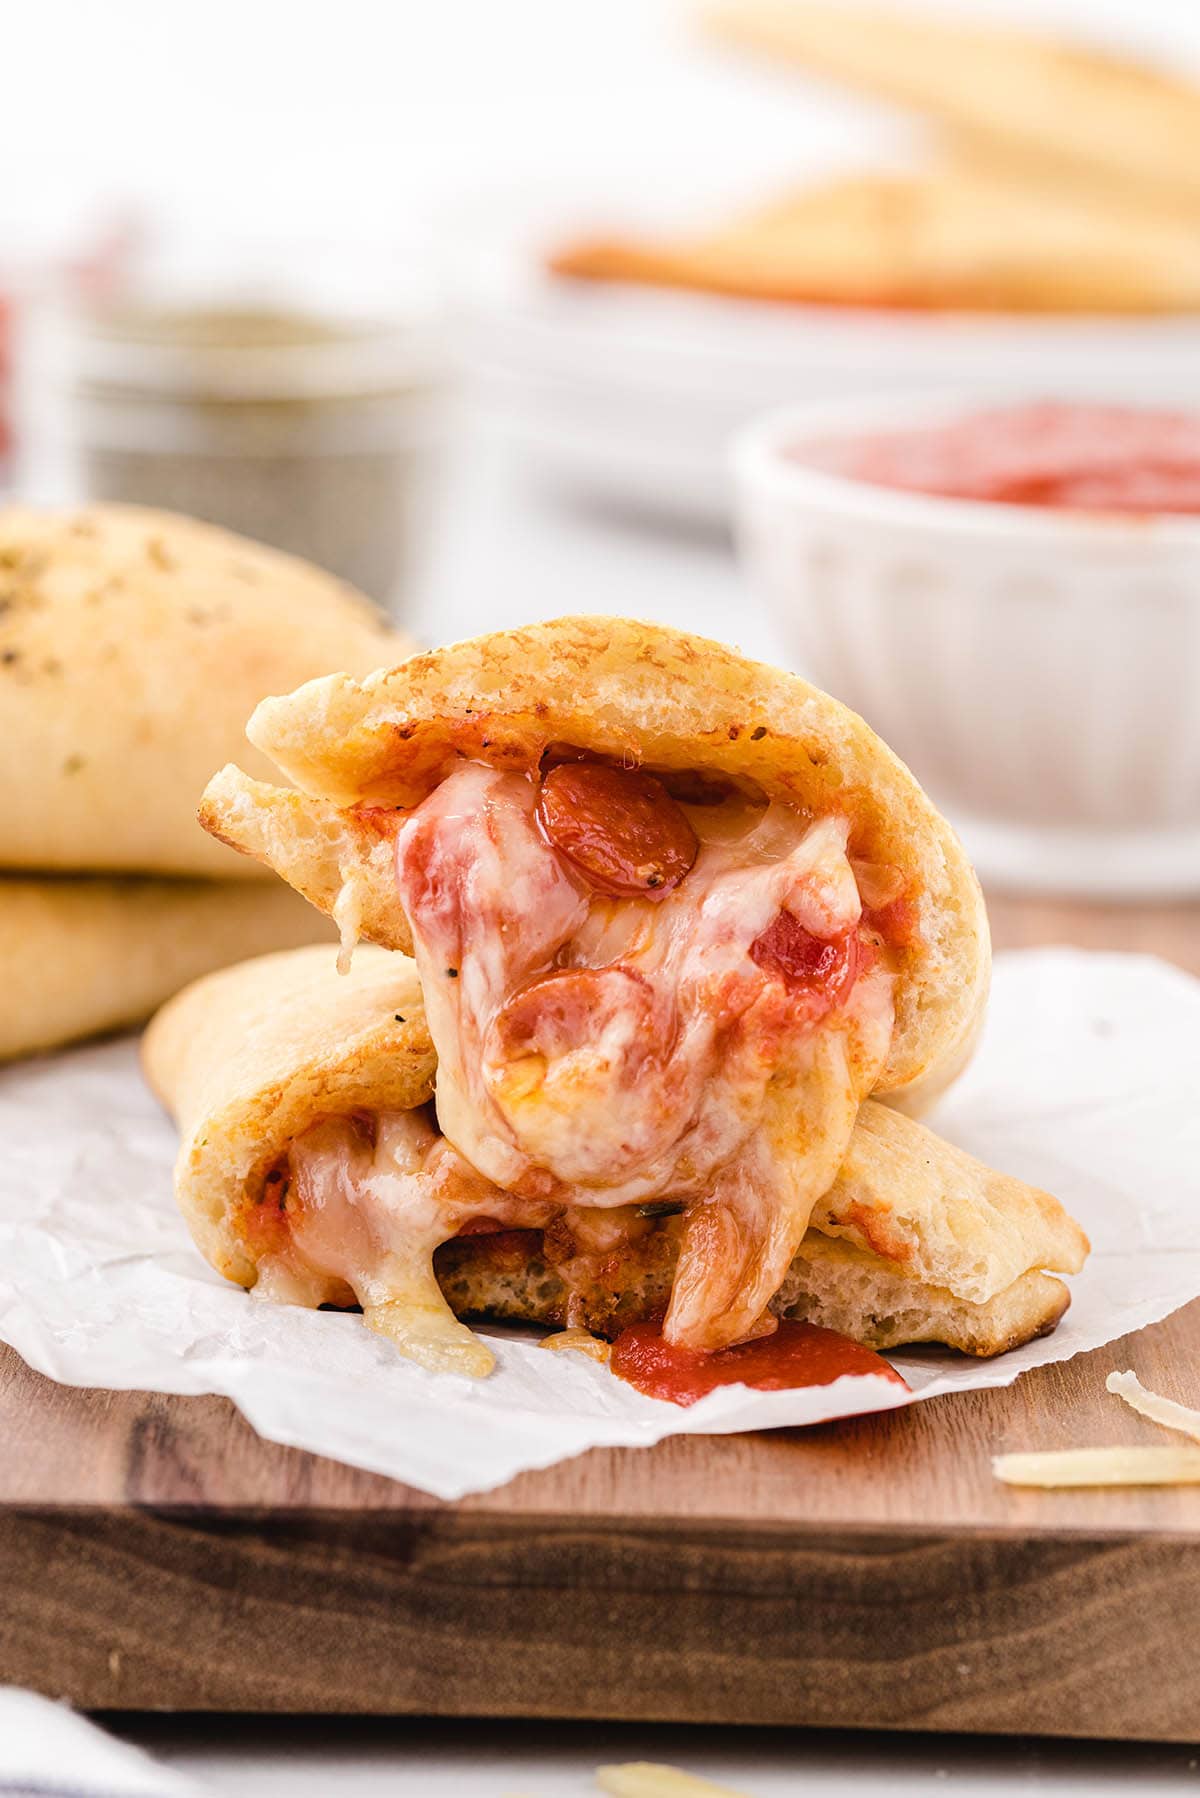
xmin=0 ymin=502 xmax=403 ymax=881
xmin=174 ymin=618 xmax=1086 ymax=1374
xmin=190 ymin=616 xmax=1014 ymax=1358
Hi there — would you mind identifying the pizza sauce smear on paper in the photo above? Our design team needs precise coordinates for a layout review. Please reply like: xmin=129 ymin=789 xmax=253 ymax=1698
xmin=806 ymin=401 xmax=1200 ymax=514
xmin=610 ymin=1319 xmax=909 ymax=1407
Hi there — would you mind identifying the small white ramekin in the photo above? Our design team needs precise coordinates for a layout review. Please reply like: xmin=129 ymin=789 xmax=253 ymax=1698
xmin=732 ymin=393 xmax=1200 ymax=898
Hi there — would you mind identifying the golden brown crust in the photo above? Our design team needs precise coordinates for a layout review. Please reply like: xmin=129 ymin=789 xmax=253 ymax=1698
xmin=201 ymin=615 xmax=990 ymax=1102
xmin=811 ymin=1101 xmax=1089 ymax=1303
xmin=147 ymin=946 xmax=1083 ymax=1357
xmin=0 ymin=875 xmax=330 ymax=1061
xmin=0 ymin=503 xmax=406 ymax=879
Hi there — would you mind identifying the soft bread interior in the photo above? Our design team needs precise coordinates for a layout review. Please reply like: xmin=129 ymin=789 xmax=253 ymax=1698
xmin=200 ymin=615 xmax=990 ymax=1106
xmin=145 ymin=946 xmax=1086 ymax=1359
xmin=436 ymin=1230 xmax=1074 ymax=1360
xmin=201 ymin=769 xmax=400 ymax=955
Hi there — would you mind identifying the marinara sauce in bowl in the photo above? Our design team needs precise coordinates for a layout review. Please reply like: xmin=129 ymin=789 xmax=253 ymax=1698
xmin=733 ymin=395 xmax=1200 ymax=897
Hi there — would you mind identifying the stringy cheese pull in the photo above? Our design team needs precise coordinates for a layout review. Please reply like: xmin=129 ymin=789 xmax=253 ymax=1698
xmin=286 ymin=1113 xmax=501 ymax=1378
xmin=332 ymin=866 xmax=368 ymax=974
xmin=1106 ymin=1370 xmax=1200 ymax=1443
xmin=394 ymin=766 xmax=894 ymax=1353
xmin=992 ymin=1447 xmax=1200 ymax=1488
xmin=362 ymin=1280 xmax=497 ymax=1379
xmin=596 ymin=1765 xmax=752 ymax=1798
xmin=539 ymin=1328 xmax=611 ymax=1363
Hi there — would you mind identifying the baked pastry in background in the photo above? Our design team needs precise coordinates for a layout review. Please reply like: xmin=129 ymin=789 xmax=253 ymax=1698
xmin=703 ymin=1 xmax=1200 ymax=220
xmin=551 ymin=162 xmax=1200 ymax=314
xmin=553 ymin=4 xmax=1200 ymax=313
xmin=0 ymin=877 xmax=331 ymax=1063
xmin=0 ymin=503 xmax=403 ymax=880
xmin=0 ymin=503 xmax=407 ymax=1060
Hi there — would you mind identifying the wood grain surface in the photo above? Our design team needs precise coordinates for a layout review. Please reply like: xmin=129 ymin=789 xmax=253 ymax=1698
xmin=1 ymin=890 xmax=1197 ymax=1738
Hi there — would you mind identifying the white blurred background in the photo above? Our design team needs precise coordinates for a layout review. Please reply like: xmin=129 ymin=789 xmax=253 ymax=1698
xmin=6 ymin=0 xmax=1200 ymax=243
xmin=5 ymin=0 xmax=1200 ymax=658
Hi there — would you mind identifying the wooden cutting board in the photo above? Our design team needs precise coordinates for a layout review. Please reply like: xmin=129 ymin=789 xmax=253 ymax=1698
xmin=1 ymin=891 xmax=1197 ymax=1741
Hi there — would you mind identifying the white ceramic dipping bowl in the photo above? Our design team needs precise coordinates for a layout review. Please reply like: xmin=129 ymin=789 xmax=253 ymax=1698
xmin=733 ymin=394 xmax=1200 ymax=897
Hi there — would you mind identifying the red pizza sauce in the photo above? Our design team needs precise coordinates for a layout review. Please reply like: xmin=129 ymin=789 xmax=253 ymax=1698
xmin=240 ymin=1169 xmax=290 ymax=1256
xmin=610 ymin=1319 xmax=908 ymax=1407
xmin=807 ymin=401 xmax=1200 ymax=514
xmin=749 ymin=913 xmax=861 ymax=1026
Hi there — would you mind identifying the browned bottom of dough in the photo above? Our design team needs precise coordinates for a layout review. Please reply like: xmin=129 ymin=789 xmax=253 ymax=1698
xmin=433 ymin=1224 xmax=1069 ymax=1359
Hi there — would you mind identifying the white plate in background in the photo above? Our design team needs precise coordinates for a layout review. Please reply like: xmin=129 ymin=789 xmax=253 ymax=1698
xmin=446 ymin=196 xmax=1200 ymax=526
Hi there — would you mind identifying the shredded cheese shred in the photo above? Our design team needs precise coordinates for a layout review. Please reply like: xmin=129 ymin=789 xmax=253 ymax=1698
xmin=506 ymin=1768 xmax=750 ymax=1798
xmin=1105 ymin=1369 xmax=1200 ymax=1443
xmin=994 ymin=1370 xmax=1200 ymax=1489
xmin=993 ymin=1447 xmax=1200 ymax=1489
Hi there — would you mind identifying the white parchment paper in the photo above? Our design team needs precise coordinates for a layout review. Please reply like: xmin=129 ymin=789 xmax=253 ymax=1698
xmin=0 ymin=949 xmax=1196 ymax=1500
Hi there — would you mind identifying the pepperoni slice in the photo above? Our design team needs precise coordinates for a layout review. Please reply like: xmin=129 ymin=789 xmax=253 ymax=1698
xmin=536 ymin=762 xmax=698 ymax=899
xmin=749 ymin=912 xmax=859 ymax=1021
xmin=488 ymin=966 xmax=654 ymax=1066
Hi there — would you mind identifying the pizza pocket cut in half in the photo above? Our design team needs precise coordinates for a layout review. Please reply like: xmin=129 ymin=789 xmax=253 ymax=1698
xmin=193 ymin=616 xmax=1009 ymax=1361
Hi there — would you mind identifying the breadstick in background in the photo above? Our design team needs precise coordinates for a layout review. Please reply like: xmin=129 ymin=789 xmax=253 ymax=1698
xmin=702 ymin=1 xmax=1200 ymax=216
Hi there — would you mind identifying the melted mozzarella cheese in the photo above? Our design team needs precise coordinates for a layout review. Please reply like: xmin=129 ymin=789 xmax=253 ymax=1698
xmin=257 ymin=1107 xmax=550 ymax=1377
xmin=395 ymin=764 xmax=589 ymax=1196
xmin=393 ymin=767 xmax=897 ymax=1351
